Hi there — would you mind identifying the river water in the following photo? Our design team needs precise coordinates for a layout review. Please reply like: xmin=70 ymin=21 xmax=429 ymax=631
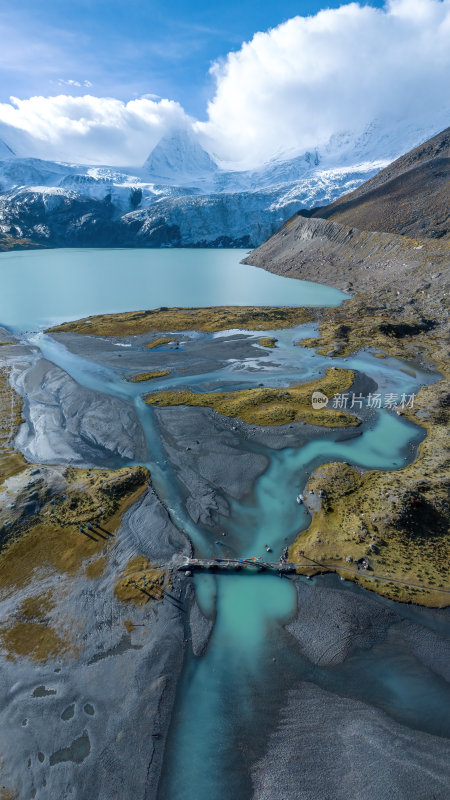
xmin=1 ymin=248 xmax=449 ymax=799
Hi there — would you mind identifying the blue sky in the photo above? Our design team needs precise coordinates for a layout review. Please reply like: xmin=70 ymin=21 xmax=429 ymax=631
xmin=0 ymin=0 xmax=385 ymax=117
xmin=0 ymin=0 xmax=448 ymax=167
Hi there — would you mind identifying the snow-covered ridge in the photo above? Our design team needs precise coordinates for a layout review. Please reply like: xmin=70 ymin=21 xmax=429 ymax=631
xmin=0 ymin=118 xmax=446 ymax=248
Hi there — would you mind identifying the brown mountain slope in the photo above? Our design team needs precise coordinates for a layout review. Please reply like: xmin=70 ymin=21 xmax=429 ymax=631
xmin=306 ymin=126 xmax=450 ymax=239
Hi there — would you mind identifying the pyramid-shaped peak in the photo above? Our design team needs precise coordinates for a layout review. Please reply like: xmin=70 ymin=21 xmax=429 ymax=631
xmin=143 ymin=127 xmax=217 ymax=185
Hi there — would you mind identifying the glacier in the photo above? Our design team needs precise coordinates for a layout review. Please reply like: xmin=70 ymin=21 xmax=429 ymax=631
xmin=0 ymin=116 xmax=447 ymax=248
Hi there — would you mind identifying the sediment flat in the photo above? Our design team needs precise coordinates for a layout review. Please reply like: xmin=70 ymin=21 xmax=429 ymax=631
xmin=0 ymin=297 xmax=448 ymax=799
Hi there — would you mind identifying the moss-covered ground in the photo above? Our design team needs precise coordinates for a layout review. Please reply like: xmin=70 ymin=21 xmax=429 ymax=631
xmin=48 ymin=306 xmax=313 ymax=336
xmin=0 ymin=368 xmax=27 ymax=481
xmin=0 ymin=362 xmax=158 ymax=662
xmin=114 ymin=555 xmax=167 ymax=605
xmin=0 ymin=618 xmax=70 ymax=664
xmin=0 ymin=465 xmax=148 ymax=662
xmin=0 ymin=589 xmax=70 ymax=664
xmin=144 ymin=336 xmax=178 ymax=349
xmin=126 ymin=370 xmax=170 ymax=382
xmin=289 ymin=294 xmax=450 ymax=607
xmin=0 ymin=466 xmax=149 ymax=593
xmin=0 ymin=789 xmax=17 ymax=800
xmin=145 ymin=368 xmax=358 ymax=427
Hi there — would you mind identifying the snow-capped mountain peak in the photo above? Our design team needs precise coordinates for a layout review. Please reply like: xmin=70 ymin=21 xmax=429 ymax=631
xmin=142 ymin=127 xmax=218 ymax=186
xmin=1 ymin=116 xmax=447 ymax=250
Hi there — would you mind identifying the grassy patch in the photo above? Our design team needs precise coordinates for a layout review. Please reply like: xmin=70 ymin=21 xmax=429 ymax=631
xmin=0 ymin=368 xmax=27 ymax=482
xmin=290 ymin=381 xmax=450 ymax=607
xmin=85 ymin=555 xmax=108 ymax=580
xmin=298 ymin=297 xmax=448 ymax=361
xmin=0 ymin=621 xmax=69 ymax=663
xmin=0 ymin=466 xmax=149 ymax=594
xmin=0 ymin=235 xmax=40 ymax=252
xmin=259 ymin=337 xmax=278 ymax=348
xmin=47 ymin=306 xmax=314 ymax=336
xmin=288 ymin=290 xmax=450 ymax=606
xmin=126 ymin=370 xmax=170 ymax=382
xmin=20 ymin=592 xmax=54 ymax=619
xmin=145 ymin=368 xmax=358 ymax=427
xmin=145 ymin=337 xmax=178 ymax=349
xmin=114 ymin=556 xmax=166 ymax=605
xmin=294 ymin=337 xmax=318 ymax=348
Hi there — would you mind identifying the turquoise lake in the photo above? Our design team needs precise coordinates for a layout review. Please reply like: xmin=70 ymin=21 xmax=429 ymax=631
xmin=0 ymin=247 xmax=345 ymax=333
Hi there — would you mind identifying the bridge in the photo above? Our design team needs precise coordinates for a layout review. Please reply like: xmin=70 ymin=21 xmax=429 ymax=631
xmin=175 ymin=556 xmax=450 ymax=598
xmin=177 ymin=557 xmax=297 ymax=574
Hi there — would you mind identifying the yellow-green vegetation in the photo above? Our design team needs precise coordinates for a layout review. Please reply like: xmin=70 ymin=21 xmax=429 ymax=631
xmin=289 ymin=282 xmax=450 ymax=607
xmin=0 ymin=235 xmax=39 ymax=252
xmin=294 ymin=337 xmax=318 ymax=348
xmin=126 ymin=370 xmax=170 ymax=382
xmin=114 ymin=556 xmax=166 ymax=605
xmin=146 ymin=368 xmax=358 ymax=427
xmin=85 ymin=555 xmax=108 ymax=580
xmin=0 ymin=368 xmax=27 ymax=482
xmin=47 ymin=305 xmax=313 ymax=336
xmin=259 ymin=337 xmax=278 ymax=348
xmin=290 ymin=379 xmax=450 ymax=607
xmin=20 ymin=592 xmax=54 ymax=619
xmin=0 ymin=591 xmax=66 ymax=664
xmin=0 ymin=372 xmax=152 ymax=661
xmin=145 ymin=337 xmax=178 ymax=349
xmin=0 ymin=342 xmax=15 ymax=347
xmin=0 ymin=465 xmax=149 ymax=594
xmin=123 ymin=619 xmax=136 ymax=632
xmin=51 ymin=464 xmax=148 ymax=528
xmin=0 ymin=369 xmax=156 ymax=663
xmin=297 ymin=297 xmax=446 ymax=361
xmin=0 ymin=621 xmax=69 ymax=663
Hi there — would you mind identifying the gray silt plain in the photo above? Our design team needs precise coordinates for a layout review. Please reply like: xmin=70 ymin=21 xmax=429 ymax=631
xmin=0 ymin=343 xmax=192 ymax=799
xmin=253 ymin=579 xmax=450 ymax=800
xmin=0 ymin=483 xmax=191 ymax=800
xmin=252 ymin=680 xmax=450 ymax=800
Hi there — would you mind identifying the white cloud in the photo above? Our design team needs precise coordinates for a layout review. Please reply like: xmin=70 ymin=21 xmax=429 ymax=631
xmin=0 ymin=1 xmax=448 ymax=168
xmin=56 ymin=79 xmax=93 ymax=88
xmin=199 ymin=0 xmax=450 ymax=166
xmin=0 ymin=95 xmax=190 ymax=165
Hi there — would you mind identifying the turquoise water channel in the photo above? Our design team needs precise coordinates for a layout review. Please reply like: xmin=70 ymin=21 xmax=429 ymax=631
xmin=1 ymin=248 xmax=447 ymax=799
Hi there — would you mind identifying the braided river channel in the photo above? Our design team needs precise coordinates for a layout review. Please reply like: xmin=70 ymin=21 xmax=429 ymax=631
xmin=1 ymin=247 xmax=450 ymax=800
